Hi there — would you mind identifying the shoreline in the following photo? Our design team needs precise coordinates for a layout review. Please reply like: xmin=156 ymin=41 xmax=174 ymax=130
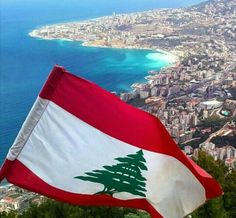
xmin=29 ymin=31 xmax=180 ymax=55
xmin=28 ymin=6 xmax=189 ymax=74
xmin=0 ymin=183 xmax=12 ymax=189
xmin=27 ymin=0 xmax=235 ymax=95
xmin=29 ymin=31 xmax=181 ymax=72
xmin=29 ymin=31 xmax=181 ymax=93
xmin=82 ymin=41 xmax=182 ymax=62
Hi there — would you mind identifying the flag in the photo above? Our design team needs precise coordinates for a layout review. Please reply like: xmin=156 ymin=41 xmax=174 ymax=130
xmin=0 ymin=65 xmax=222 ymax=218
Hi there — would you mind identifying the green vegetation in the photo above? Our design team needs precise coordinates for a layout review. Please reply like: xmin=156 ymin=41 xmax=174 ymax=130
xmin=127 ymin=98 xmax=146 ymax=108
xmin=0 ymin=203 xmax=150 ymax=218
xmin=1 ymin=152 xmax=235 ymax=218
xmin=211 ymin=135 xmax=236 ymax=148
xmin=191 ymin=151 xmax=236 ymax=218
xmin=198 ymin=115 xmax=229 ymax=131
xmin=8 ymin=194 xmax=20 ymax=199
xmin=182 ymin=136 xmax=209 ymax=149
xmin=0 ymin=211 xmax=16 ymax=218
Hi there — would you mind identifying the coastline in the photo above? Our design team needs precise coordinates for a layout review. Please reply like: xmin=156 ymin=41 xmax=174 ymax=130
xmin=82 ymin=41 xmax=182 ymax=62
xmin=0 ymin=184 xmax=11 ymax=188
xmin=29 ymin=31 xmax=181 ymax=73
xmin=1 ymin=1 xmax=236 ymax=212
xmin=29 ymin=30 xmax=180 ymax=54
xmin=28 ymin=5 xmax=194 ymax=75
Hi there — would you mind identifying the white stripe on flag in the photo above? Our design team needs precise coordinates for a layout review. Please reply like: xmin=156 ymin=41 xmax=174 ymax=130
xmin=15 ymin=98 xmax=205 ymax=218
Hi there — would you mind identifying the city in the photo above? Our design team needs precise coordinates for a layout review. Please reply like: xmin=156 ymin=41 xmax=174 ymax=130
xmin=1 ymin=0 xmax=236 ymax=216
xmin=30 ymin=0 xmax=236 ymax=168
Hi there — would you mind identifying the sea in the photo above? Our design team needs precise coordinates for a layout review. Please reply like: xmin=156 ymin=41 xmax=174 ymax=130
xmin=0 ymin=0 xmax=205 ymax=168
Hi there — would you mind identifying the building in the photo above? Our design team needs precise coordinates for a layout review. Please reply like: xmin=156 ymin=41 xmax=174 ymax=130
xmin=200 ymin=100 xmax=223 ymax=110
xmin=184 ymin=145 xmax=193 ymax=154
xmin=191 ymin=114 xmax=198 ymax=126
xmin=225 ymin=158 xmax=236 ymax=169
xmin=179 ymin=131 xmax=193 ymax=144
xmin=167 ymin=85 xmax=180 ymax=97
xmin=139 ymin=90 xmax=150 ymax=99
xmin=0 ymin=197 xmax=20 ymax=212
xmin=145 ymin=96 xmax=163 ymax=105
xmin=203 ymin=109 xmax=209 ymax=119
xmin=218 ymin=147 xmax=227 ymax=160
xmin=150 ymin=86 xmax=159 ymax=96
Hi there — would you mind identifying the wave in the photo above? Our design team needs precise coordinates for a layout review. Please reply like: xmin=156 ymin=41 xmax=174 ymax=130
xmin=146 ymin=52 xmax=176 ymax=64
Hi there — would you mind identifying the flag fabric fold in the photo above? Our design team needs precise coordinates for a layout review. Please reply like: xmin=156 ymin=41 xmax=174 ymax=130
xmin=0 ymin=65 xmax=222 ymax=218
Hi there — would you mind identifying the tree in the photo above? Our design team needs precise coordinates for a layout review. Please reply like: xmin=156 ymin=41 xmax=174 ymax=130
xmin=0 ymin=211 xmax=16 ymax=218
xmin=223 ymin=170 xmax=236 ymax=217
xmin=0 ymin=200 xmax=148 ymax=218
xmin=75 ymin=150 xmax=148 ymax=197
xmin=190 ymin=150 xmax=236 ymax=218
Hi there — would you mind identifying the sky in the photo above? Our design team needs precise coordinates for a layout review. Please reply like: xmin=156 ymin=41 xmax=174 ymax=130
xmin=0 ymin=0 xmax=207 ymax=24
xmin=1 ymin=0 xmax=206 ymax=9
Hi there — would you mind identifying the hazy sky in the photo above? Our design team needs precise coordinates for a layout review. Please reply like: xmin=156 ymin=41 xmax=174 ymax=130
xmin=0 ymin=0 xmax=207 ymax=22
xmin=1 ymin=0 xmax=206 ymax=9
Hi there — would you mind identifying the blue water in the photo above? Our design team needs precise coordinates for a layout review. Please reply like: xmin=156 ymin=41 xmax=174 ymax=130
xmin=0 ymin=0 xmax=205 ymax=166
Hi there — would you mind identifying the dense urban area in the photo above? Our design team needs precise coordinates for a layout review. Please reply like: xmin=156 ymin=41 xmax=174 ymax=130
xmin=1 ymin=0 xmax=236 ymax=216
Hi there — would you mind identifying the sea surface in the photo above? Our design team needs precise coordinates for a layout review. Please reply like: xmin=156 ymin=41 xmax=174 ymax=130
xmin=0 ymin=0 xmax=205 ymax=166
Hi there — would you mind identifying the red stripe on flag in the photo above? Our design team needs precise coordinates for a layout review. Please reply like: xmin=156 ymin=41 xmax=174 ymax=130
xmin=6 ymin=159 xmax=163 ymax=218
xmin=0 ymin=159 xmax=13 ymax=181
xmin=39 ymin=65 xmax=222 ymax=200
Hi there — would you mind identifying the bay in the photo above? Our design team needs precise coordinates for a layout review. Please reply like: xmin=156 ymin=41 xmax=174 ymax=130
xmin=0 ymin=0 xmax=204 ymax=165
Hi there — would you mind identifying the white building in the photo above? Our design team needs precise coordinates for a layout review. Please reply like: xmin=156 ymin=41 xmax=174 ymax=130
xmin=200 ymin=100 xmax=223 ymax=110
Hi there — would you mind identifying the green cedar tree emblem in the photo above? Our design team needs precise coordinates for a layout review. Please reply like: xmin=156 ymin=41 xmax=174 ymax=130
xmin=74 ymin=150 xmax=148 ymax=197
